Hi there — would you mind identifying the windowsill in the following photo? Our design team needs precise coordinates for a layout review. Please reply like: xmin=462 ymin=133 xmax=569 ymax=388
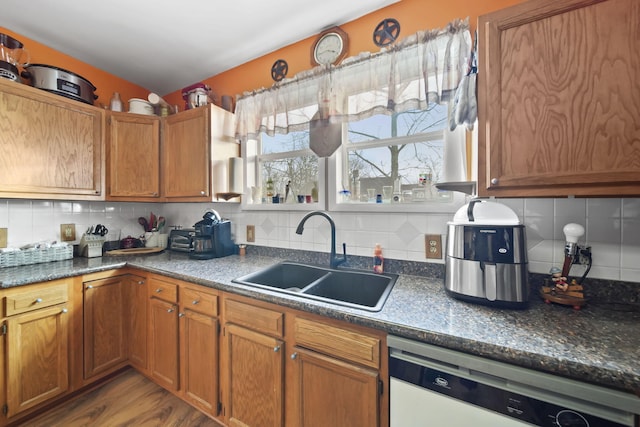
xmin=241 ymin=202 xmax=325 ymax=211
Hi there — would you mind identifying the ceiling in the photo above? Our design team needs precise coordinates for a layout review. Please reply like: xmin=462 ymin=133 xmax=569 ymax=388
xmin=3 ymin=0 xmax=398 ymax=95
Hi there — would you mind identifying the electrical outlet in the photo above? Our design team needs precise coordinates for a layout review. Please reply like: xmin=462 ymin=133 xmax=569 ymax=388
xmin=246 ymin=225 xmax=255 ymax=243
xmin=0 ymin=228 xmax=7 ymax=248
xmin=425 ymin=234 xmax=442 ymax=259
xmin=60 ymin=224 xmax=76 ymax=242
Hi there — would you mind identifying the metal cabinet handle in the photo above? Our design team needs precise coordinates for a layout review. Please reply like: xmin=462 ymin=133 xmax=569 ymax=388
xmin=192 ymin=300 xmax=200 ymax=305
xmin=179 ymin=312 xmax=185 ymax=318
xmin=200 ymin=191 xmax=206 ymax=195
xmin=155 ymin=288 xmax=163 ymax=293
xmin=35 ymin=298 xmax=43 ymax=303
xmin=167 ymin=307 xmax=175 ymax=313
xmin=61 ymin=308 xmax=68 ymax=314
xmin=274 ymin=346 xmax=280 ymax=352
xmin=86 ymin=285 xmax=93 ymax=289
xmin=290 ymin=352 xmax=298 ymax=360
xmin=137 ymin=280 xmax=145 ymax=285
xmin=491 ymin=178 xmax=499 ymax=185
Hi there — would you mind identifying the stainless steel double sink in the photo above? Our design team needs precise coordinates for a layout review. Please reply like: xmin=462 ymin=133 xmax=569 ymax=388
xmin=232 ymin=261 xmax=398 ymax=312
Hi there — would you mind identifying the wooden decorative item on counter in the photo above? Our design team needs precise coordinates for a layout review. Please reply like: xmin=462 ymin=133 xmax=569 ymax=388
xmin=540 ymin=279 xmax=587 ymax=310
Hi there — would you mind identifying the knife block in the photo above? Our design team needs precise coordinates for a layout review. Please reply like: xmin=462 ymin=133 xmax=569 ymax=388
xmin=79 ymin=234 xmax=105 ymax=258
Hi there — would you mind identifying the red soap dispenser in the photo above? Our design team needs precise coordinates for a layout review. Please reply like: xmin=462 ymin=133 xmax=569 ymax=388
xmin=373 ymin=244 xmax=384 ymax=274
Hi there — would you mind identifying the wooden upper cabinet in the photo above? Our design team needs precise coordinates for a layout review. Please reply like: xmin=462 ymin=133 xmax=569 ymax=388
xmin=162 ymin=104 xmax=239 ymax=202
xmin=478 ymin=0 xmax=640 ymax=197
xmin=106 ymin=111 xmax=161 ymax=200
xmin=0 ymin=79 xmax=103 ymax=200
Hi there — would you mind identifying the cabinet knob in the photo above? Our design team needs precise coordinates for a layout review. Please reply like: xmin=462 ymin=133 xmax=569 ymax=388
xmin=137 ymin=280 xmax=145 ymax=285
xmin=86 ymin=285 xmax=94 ymax=289
xmin=290 ymin=352 xmax=298 ymax=360
xmin=491 ymin=178 xmax=499 ymax=185
xmin=273 ymin=346 xmax=280 ymax=352
xmin=61 ymin=308 xmax=68 ymax=314
xmin=152 ymin=192 xmax=158 ymax=197
xmin=200 ymin=191 xmax=206 ymax=196
xmin=192 ymin=299 xmax=199 ymax=305
xmin=179 ymin=312 xmax=185 ymax=318
xmin=167 ymin=307 xmax=175 ymax=313
xmin=35 ymin=298 xmax=43 ymax=303
xmin=155 ymin=288 xmax=163 ymax=293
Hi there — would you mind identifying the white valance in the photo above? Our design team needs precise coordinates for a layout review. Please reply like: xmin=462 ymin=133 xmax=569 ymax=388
xmin=235 ymin=18 xmax=472 ymax=141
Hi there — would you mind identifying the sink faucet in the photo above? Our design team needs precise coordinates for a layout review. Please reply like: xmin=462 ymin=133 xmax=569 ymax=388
xmin=295 ymin=210 xmax=347 ymax=269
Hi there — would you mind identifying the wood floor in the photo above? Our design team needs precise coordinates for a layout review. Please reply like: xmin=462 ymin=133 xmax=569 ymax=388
xmin=19 ymin=369 xmax=220 ymax=427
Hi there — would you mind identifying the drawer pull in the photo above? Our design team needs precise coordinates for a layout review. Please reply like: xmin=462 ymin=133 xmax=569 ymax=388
xmin=61 ymin=308 xmax=68 ymax=314
xmin=274 ymin=346 xmax=280 ymax=352
xmin=167 ymin=307 xmax=175 ymax=313
xmin=86 ymin=285 xmax=94 ymax=289
xmin=35 ymin=298 xmax=43 ymax=303
xmin=290 ymin=352 xmax=298 ymax=360
xmin=179 ymin=312 xmax=185 ymax=318
xmin=192 ymin=299 xmax=200 ymax=305
xmin=137 ymin=280 xmax=145 ymax=285
xmin=155 ymin=288 xmax=163 ymax=293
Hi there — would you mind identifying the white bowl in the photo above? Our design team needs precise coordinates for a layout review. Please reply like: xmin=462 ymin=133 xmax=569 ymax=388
xmin=128 ymin=98 xmax=155 ymax=115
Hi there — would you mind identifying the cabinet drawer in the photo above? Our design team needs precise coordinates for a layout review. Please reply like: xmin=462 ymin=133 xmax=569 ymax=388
xmin=181 ymin=287 xmax=218 ymax=316
xmin=294 ymin=317 xmax=380 ymax=369
xmin=148 ymin=278 xmax=178 ymax=303
xmin=225 ymin=299 xmax=284 ymax=338
xmin=5 ymin=283 xmax=69 ymax=316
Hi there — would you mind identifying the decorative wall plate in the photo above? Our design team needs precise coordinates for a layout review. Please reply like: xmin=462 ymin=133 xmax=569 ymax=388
xmin=271 ymin=59 xmax=288 ymax=82
xmin=373 ymin=18 xmax=401 ymax=47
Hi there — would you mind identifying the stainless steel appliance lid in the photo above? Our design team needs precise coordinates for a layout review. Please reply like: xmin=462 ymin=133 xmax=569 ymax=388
xmin=450 ymin=199 xmax=520 ymax=226
xmin=23 ymin=64 xmax=96 ymax=89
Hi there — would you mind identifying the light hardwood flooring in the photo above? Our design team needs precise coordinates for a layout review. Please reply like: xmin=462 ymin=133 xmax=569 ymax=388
xmin=18 ymin=369 xmax=220 ymax=427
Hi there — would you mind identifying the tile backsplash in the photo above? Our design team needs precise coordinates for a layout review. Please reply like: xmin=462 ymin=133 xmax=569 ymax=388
xmin=1 ymin=197 xmax=638 ymax=283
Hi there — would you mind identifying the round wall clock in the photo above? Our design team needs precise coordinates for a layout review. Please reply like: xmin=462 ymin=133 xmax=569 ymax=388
xmin=271 ymin=59 xmax=288 ymax=82
xmin=373 ymin=18 xmax=401 ymax=47
xmin=311 ymin=26 xmax=349 ymax=66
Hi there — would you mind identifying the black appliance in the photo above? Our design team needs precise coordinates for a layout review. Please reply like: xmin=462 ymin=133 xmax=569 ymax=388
xmin=190 ymin=210 xmax=235 ymax=260
xmin=168 ymin=228 xmax=195 ymax=252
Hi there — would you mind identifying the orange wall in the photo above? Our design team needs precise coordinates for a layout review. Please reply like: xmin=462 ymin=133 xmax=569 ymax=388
xmin=162 ymin=0 xmax=525 ymax=109
xmin=0 ymin=27 xmax=149 ymax=107
xmin=3 ymin=0 xmax=525 ymax=110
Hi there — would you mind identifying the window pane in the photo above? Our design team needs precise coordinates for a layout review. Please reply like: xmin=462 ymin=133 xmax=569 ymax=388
xmin=347 ymin=104 xmax=448 ymax=142
xmin=262 ymin=130 xmax=310 ymax=154
xmin=260 ymin=155 xmax=319 ymax=200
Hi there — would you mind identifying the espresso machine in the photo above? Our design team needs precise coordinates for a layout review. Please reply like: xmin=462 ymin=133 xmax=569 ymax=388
xmin=190 ymin=209 xmax=235 ymax=260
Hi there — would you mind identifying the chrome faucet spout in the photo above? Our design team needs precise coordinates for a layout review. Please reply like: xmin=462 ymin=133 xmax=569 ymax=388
xmin=295 ymin=210 xmax=346 ymax=269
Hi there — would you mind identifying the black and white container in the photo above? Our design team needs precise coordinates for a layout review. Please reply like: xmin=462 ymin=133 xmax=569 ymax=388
xmin=445 ymin=199 xmax=529 ymax=308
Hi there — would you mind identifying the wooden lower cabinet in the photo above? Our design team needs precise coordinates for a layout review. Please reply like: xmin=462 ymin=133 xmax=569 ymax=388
xmin=224 ymin=324 xmax=285 ymax=427
xmin=83 ymin=276 xmax=127 ymax=379
xmin=292 ymin=348 xmax=380 ymax=427
xmin=125 ymin=274 xmax=148 ymax=370
xmin=149 ymin=296 xmax=180 ymax=391
xmin=221 ymin=294 xmax=387 ymax=427
xmin=1 ymin=279 xmax=72 ymax=422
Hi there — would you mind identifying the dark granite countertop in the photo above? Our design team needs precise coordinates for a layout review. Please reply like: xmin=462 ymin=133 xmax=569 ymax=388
xmin=1 ymin=252 xmax=639 ymax=398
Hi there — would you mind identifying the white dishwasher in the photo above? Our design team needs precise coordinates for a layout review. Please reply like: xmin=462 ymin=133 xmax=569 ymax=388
xmin=388 ymin=335 xmax=639 ymax=427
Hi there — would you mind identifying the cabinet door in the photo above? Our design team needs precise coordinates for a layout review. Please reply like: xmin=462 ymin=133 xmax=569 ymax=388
xmin=0 ymin=80 xmax=103 ymax=200
xmin=6 ymin=304 xmax=69 ymax=417
xmin=478 ymin=0 xmax=640 ymax=197
xmin=106 ymin=111 xmax=161 ymax=199
xmin=149 ymin=297 xmax=179 ymax=391
xmin=291 ymin=347 xmax=379 ymax=427
xmin=162 ymin=106 xmax=211 ymax=200
xmin=83 ymin=276 xmax=126 ymax=379
xmin=225 ymin=323 xmax=284 ymax=427
xmin=125 ymin=275 xmax=147 ymax=370
xmin=180 ymin=309 xmax=219 ymax=416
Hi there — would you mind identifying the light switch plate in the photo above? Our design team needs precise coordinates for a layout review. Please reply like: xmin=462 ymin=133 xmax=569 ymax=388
xmin=425 ymin=234 xmax=442 ymax=259
xmin=0 ymin=228 xmax=7 ymax=248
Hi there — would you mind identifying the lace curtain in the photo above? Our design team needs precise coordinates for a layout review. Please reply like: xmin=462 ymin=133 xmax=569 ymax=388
xmin=235 ymin=18 xmax=472 ymax=142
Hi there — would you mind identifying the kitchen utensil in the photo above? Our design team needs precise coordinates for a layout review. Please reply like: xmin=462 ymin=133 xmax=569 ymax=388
xmin=149 ymin=212 xmax=157 ymax=230
xmin=156 ymin=216 xmax=166 ymax=232
xmin=21 ymin=64 xmax=97 ymax=104
xmin=93 ymin=224 xmax=108 ymax=236
xmin=138 ymin=217 xmax=149 ymax=232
